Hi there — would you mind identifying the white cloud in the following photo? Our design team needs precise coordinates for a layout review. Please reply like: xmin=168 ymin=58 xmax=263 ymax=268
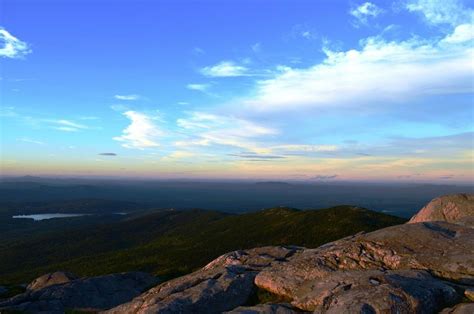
xmin=114 ymin=94 xmax=140 ymax=100
xmin=0 ymin=27 xmax=31 ymax=59
xmin=113 ymin=111 xmax=163 ymax=149
xmin=186 ymin=83 xmax=210 ymax=92
xmin=200 ymin=61 xmax=249 ymax=77
xmin=176 ymin=112 xmax=278 ymax=152
xmin=350 ymin=2 xmax=384 ymax=25
xmin=244 ymin=33 xmax=473 ymax=112
xmin=442 ymin=23 xmax=474 ymax=43
xmin=406 ymin=0 xmax=473 ymax=26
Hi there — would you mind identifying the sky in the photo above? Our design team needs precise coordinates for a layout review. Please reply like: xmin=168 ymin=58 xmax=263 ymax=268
xmin=0 ymin=0 xmax=473 ymax=182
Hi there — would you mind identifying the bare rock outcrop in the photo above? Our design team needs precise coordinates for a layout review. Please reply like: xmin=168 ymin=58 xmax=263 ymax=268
xmin=105 ymin=247 xmax=302 ymax=314
xmin=408 ymin=193 xmax=474 ymax=226
xmin=26 ymin=271 xmax=78 ymax=291
xmin=290 ymin=269 xmax=459 ymax=312
xmin=0 ymin=271 xmax=158 ymax=313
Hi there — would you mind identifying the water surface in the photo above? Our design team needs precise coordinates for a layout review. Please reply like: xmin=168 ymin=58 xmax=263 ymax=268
xmin=12 ymin=213 xmax=89 ymax=221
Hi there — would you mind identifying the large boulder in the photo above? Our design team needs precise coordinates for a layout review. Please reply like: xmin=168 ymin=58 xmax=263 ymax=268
xmin=408 ymin=193 xmax=474 ymax=226
xmin=0 ymin=271 xmax=158 ymax=313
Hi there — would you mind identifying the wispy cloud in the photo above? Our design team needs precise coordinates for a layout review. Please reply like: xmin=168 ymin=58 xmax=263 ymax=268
xmin=50 ymin=119 xmax=89 ymax=132
xmin=162 ymin=151 xmax=195 ymax=161
xmin=186 ymin=83 xmax=211 ymax=92
xmin=193 ymin=47 xmax=205 ymax=55
xmin=439 ymin=175 xmax=455 ymax=179
xmin=17 ymin=137 xmax=45 ymax=145
xmin=229 ymin=152 xmax=285 ymax=160
xmin=272 ymin=145 xmax=339 ymax=153
xmin=79 ymin=116 xmax=100 ymax=120
xmin=350 ymin=2 xmax=384 ymax=25
xmin=0 ymin=106 xmax=18 ymax=117
xmin=0 ymin=27 xmax=31 ymax=59
xmin=200 ymin=61 xmax=249 ymax=77
xmin=406 ymin=0 xmax=473 ymax=26
xmin=311 ymin=175 xmax=338 ymax=180
xmin=176 ymin=112 xmax=278 ymax=153
xmin=114 ymin=94 xmax=140 ymax=101
xmin=113 ymin=111 xmax=163 ymax=149
xmin=251 ymin=42 xmax=262 ymax=53
xmin=288 ymin=24 xmax=318 ymax=40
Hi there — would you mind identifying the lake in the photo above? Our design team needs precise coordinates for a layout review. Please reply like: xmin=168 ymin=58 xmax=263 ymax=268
xmin=12 ymin=213 xmax=89 ymax=221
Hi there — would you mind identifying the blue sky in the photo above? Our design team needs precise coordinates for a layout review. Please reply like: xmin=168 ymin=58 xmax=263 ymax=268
xmin=1 ymin=0 xmax=473 ymax=182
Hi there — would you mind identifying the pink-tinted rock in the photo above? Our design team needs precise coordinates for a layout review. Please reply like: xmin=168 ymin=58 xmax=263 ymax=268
xmin=408 ymin=193 xmax=474 ymax=226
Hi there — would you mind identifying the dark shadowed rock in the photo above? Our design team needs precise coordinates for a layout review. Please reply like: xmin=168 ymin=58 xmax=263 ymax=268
xmin=26 ymin=271 xmax=78 ymax=291
xmin=0 ymin=271 xmax=158 ymax=313
xmin=408 ymin=193 xmax=474 ymax=226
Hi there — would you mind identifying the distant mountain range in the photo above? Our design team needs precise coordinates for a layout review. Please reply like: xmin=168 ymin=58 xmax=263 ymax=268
xmin=1 ymin=177 xmax=473 ymax=216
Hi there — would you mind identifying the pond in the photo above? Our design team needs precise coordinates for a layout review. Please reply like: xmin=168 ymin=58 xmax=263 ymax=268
xmin=12 ymin=213 xmax=90 ymax=221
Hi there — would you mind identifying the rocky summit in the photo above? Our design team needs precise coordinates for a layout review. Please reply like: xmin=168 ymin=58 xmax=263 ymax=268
xmin=1 ymin=193 xmax=473 ymax=313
